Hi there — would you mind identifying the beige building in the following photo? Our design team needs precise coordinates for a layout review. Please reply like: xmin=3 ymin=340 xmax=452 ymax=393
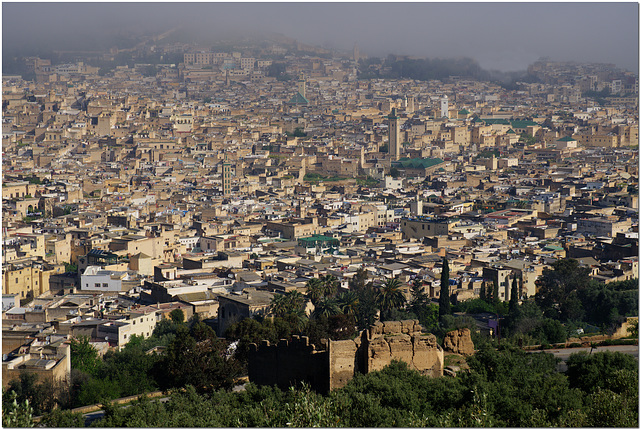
xmin=401 ymin=217 xmax=459 ymax=240
xmin=2 ymin=339 xmax=71 ymax=389
xmin=3 ymin=262 xmax=64 ymax=299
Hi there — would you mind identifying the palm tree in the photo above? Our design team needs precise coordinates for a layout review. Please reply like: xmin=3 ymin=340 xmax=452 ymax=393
xmin=376 ymin=277 xmax=407 ymax=321
xmin=337 ymin=290 xmax=359 ymax=316
xmin=305 ymin=277 xmax=324 ymax=304
xmin=320 ymin=274 xmax=339 ymax=298
xmin=313 ymin=296 xmax=340 ymax=319
xmin=269 ymin=294 xmax=290 ymax=318
xmin=287 ymin=290 xmax=306 ymax=311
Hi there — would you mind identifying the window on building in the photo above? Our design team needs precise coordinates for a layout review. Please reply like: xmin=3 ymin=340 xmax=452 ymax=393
xmin=95 ymin=283 xmax=100 ymax=288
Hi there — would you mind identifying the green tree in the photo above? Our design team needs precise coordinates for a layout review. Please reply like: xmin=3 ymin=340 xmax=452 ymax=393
xmin=354 ymin=283 xmax=379 ymax=330
xmin=535 ymin=258 xmax=591 ymax=321
xmin=566 ymin=351 xmax=638 ymax=394
xmin=348 ymin=267 xmax=368 ymax=291
xmin=480 ymin=281 xmax=486 ymax=301
xmin=64 ymin=262 xmax=78 ymax=273
xmin=292 ymin=127 xmax=307 ymax=137
xmin=2 ymin=390 xmax=34 ymax=428
xmin=320 ymin=274 xmax=339 ymax=298
xmin=439 ymin=258 xmax=451 ymax=319
xmin=6 ymin=373 xmax=59 ymax=416
xmin=312 ymin=296 xmax=340 ymax=319
xmin=153 ymin=322 xmax=242 ymax=393
xmin=492 ymin=281 xmax=500 ymax=306
xmin=40 ymin=409 xmax=84 ymax=427
xmin=337 ymin=290 xmax=359 ymax=316
xmin=69 ymin=335 xmax=101 ymax=376
xmin=376 ymin=278 xmax=407 ymax=321
xmin=169 ymin=308 xmax=185 ymax=324
xmin=305 ymin=277 xmax=324 ymax=305
xmin=409 ymin=280 xmax=428 ymax=313
xmin=509 ymin=277 xmax=519 ymax=314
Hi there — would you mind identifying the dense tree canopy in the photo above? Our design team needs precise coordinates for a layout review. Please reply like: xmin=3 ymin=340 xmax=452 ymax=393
xmin=39 ymin=347 xmax=638 ymax=428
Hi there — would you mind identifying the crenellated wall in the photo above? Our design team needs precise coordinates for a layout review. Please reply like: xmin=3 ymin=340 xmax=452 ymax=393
xmin=248 ymin=335 xmax=330 ymax=393
xmin=248 ymin=320 xmax=444 ymax=393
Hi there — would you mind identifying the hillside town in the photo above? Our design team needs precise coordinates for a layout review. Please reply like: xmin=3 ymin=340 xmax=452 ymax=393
xmin=2 ymin=39 xmax=638 ymax=399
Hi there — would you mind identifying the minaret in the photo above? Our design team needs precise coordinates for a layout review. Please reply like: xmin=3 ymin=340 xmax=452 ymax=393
xmin=222 ymin=153 xmax=231 ymax=196
xmin=441 ymin=95 xmax=449 ymax=119
xmin=353 ymin=43 xmax=360 ymax=63
xmin=297 ymin=72 xmax=306 ymax=99
xmin=388 ymin=107 xmax=400 ymax=161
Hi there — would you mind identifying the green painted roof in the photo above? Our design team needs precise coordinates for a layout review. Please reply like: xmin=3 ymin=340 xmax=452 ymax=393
xmin=510 ymin=120 xmax=538 ymax=128
xmin=544 ymin=245 xmax=564 ymax=251
xmin=480 ymin=118 xmax=538 ymax=128
xmin=394 ymin=157 xmax=444 ymax=169
xmin=288 ymin=92 xmax=309 ymax=105
xmin=298 ymin=234 xmax=339 ymax=243
xmin=480 ymin=118 xmax=511 ymax=125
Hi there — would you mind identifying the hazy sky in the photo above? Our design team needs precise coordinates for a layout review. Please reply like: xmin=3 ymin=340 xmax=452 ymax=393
xmin=3 ymin=2 xmax=638 ymax=72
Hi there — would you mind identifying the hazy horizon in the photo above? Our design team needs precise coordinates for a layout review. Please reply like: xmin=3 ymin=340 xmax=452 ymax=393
xmin=3 ymin=2 xmax=638 ymax=73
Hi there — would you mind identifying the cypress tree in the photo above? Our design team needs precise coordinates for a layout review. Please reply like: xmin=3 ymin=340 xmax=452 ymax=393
xmin=492 ymin=281 xmax=499 ymax=305
xmin=509 ymin=277 xmax=519 ymax=313
xmin=480 ymin=281 xmax=486 ymax=301
xmin=439 ymin=257 xmax=450 ymax=318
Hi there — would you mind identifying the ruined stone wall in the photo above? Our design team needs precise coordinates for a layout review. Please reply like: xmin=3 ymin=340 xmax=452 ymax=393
xmin=249 ymin=320 xmax=444 ymax=393
xmin=363 ymin=320 xmax=444 ymax=378
xmin=327 ymin=336 xmax=361 ymax=391
xmin=248 ymin=335 xmax=329 ymax=393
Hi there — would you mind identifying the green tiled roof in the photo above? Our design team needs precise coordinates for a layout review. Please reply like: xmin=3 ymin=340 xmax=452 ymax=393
xmin=557 ymin=136 xmax=576 ymax=142
xmin=480 ymin=118 xmax=538 ymax=128
xmin=480 ymin=118 xmax=510 ymax=125
xmin=394 ymin=157 xmax=444 ymax=169
xmin=458 ymin=108 xmax=470 ymax=115
xmin=510 ymin=120 xmax=539 ymax=128
xmin=288 ymin=92 xmax=309 ymax=105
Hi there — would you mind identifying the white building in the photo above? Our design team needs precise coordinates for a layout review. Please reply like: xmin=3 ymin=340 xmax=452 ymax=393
xmin=97 ymin=310 xmax=160 ymax=349
xmin=81 ymin=266 xmax=127 ymax=292
xmin=441 ymin=95 xmax=449 ymax=118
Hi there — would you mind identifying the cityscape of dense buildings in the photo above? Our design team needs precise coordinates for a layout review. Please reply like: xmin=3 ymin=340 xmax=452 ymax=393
xmin=2 ymin=31 xmax=638 ymax=426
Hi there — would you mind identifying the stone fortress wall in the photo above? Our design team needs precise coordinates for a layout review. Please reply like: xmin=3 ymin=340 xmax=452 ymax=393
xmin=248 ymin=320 xmax=444 ymax=392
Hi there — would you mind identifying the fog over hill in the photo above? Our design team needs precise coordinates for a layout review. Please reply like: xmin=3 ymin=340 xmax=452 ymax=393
xmin=3 ymin=2 xmax=638 ymax=73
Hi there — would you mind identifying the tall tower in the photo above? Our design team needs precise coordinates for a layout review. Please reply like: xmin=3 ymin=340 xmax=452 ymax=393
xmin=297 ymin=72 xmax=306 ymax=99
xmin=222 ymin=153 xmax=232 ymax=196
xmin=407 ymin=95 xmax=415 ymax=113
xmin=388 ymin=107 xmax=400 ymax=161
xmin=441 ymin=95 xmax=449 ymax=119
xmin=353 ymin=42 xmax=360 ymax=63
